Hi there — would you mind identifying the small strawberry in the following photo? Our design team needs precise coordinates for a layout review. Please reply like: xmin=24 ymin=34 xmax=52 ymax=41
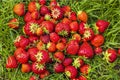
xmin=6 ymin=55 xmax=18 ymax=68
xmin=39 ymin=0 xmax=46 ymax=5
xmin=21 ymin=63 xmax=31 ymax=73
xmin=79 ymin=22 xmax=88 ymax=35
xmin=78 ymin=42 xmax=94 ymax=58
xmin=8 ymin=18 xmax=19 ymax=29
xmin=47 ymin=42 xmax=56 ymax=52
xmin=40 ymin=6 xmax=50 ymax=16
xmin=62 ymin=18 xmax=72 ymax=25
xmin=24 ymin=12 xmax=32 ymax=23
xmin=96 ymin=20 xmax=110 ymax=33
xmin=54 ymin=52 xmax=65 ymax=63
xmin=73 ymin=58 xmax=84 ymax=68
xmin=63 ymin=58 xmax=73 ymax=67
xmin=91 ymin=34 xmax=104 ymax=47
xmin=79 ymin=76 xmax=87 ymax=80
xmin=94 ymin=47 xmax=103 ymax=55
xmin=31 ymin=11 xmax=40 ymax=20
xmin=39 ymin=70 xmax=50 ymax=79
xmin=72 ymin=33 xmax=81 ymax=43
xmin=19 ymin=37 xmax=30 ymax=49
xmin=67 ymin=40 xmax=79 ymax=55
xmin=37 ymin=41 xmax=46 ymax=50
xmin=29 ymin=36 xmax=39 ymax=43
xmin=65 ymin=66 xmax=78 ymax=79
xmin=13 ymin=3 xmax=25 ymax=16
xmin=50 ymin=32 xmax=60 ymax=43
xmin=80 ymin=64 xmax=90 ymax=75
xmin=29 ymin=76 xmax=37 ymax=80
xmin=62 ymin=5 xmax=71 ymax=16
xmin=40 ymin=34 xmax=50 ymax=44
xmin=36 ymin=27 xmax=44 ymax=36
xmin=54 ymin=63 xmax=64 ymax=73
xmin=56 ymin=42 xmax=66 ymax=51
xmin=77 ymin=11 xmax=88 ymax=23
xmin=68 ymin=12 xmax=77 ymax=21
xmin=70 ymin=21 xmax=79 ymax=33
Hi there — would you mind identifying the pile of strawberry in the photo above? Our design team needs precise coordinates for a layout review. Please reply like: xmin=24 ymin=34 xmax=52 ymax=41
xmin=6 ymin=0 xmax=120 ymax=80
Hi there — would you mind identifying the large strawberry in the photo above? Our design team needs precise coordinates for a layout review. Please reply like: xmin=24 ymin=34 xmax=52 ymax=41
xmin=96 ymin=20 xmax=110 ymax=33
xmin=55 ymin=22 xmax=70 ymax=36
xmin=79 ymin=22 xmax=88 ymax=35
xmin=63 ymin=58 xmax=73 ymax=67
xmin=24 ymin=12 xmax=32 ymax=23
xmin=6 ymin=55 xmax=18 ymax=68
xmin=40 ymin=5 xmax=50 ymax=16
xmin=54 ymin=52 xmax=65 ymax=63
xmin=54 ymin=63 xmax=64 ymax=73
xmin=8 ymin=18 xmax=19 ymax=29
xmin=67 ymin=40 xmax=79 ymax=55
xmin=73 ymin=58 xmax=84 ymax=68
xmin=21 ymin=63 xmax=31 ymax=73
xmin=50 ymin=32 xmax=60 ymax=43
xmin=80 ymin=64 xmax=90 ymax=75
xmin=78 ymin=42 xmax=94 ymax=58
xmin=65 ymin=66 xmax=78 ymax=79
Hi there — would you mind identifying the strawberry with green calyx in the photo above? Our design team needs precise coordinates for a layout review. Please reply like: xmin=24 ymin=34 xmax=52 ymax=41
xmin=72 ymin=33 xmax=81 ymax=43
xmin=94 ymin=47 xmax=103 ymax=55
xmin=36 ymin=41 xmax=46 ymax=51
xmin=47 ymin=42 xmax=56 ymax=52
xmin=79 ymin=22 xmax=89 ymax=35
xmin=73 ymin=57 xmax=84 ymax=68
xmin=62 ymin=5 xmax=71 ymax=16
xmin=40 ymin=5 xmax=50 ymax=16
xmin=54 ymin=63 xmax=64 ymax=73
xmin=77 ymin=11 xmax=88 ymax=23
xmin=54 ymin=52 xmax=65 ymax=63
xmin=80 ymin=64 xmax=90 ymax=75
xmin=21 ymin=63 xmax=31 ymax=73
xmin=8 ymin=18 xmax=19 ymax=29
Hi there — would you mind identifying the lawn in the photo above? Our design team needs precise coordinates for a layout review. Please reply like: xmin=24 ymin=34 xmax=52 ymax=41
xmin=0 ymin=0 xmax=120 ymax=80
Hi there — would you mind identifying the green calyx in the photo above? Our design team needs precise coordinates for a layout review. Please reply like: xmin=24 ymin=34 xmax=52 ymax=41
xmin=103 ymin=50 xmax=111 ymax=63
xmin=42 ymin=27 xmax=49 ymax=34
xmin=73 ymin=58 xmax=80 ymax=68
xmin=44 ymin=14 xmax=51 ymax=20
xmin=58 ymin=30 xmax=68 ymax=37
xmin=65 ymin=71 xmax=71 ymax=77
xmin=35 ymin=52 xmax=43 ymax=62
xmin=30 ymin=23 xmax=39 ymax=33
xmin=35 ymin=63 xmax=44 ymax=70
xmin=35 ymin=2 xmax=41 ymax=10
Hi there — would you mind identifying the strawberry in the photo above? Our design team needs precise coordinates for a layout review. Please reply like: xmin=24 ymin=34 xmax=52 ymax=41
xmin=79 ymin=22 xmax=88 ymax=35
xmin=73 ymin=58 xmax=84 ymax=68
xmin=37 ymin=41 xmax=46 ymax=50
xmin=91 ymin=34 xmax=104 ymax=47
xmin=54 ymin=63 xmax=64 ymax=73
xmin=6 ymin=55 xmax=18 ymax=68
xmin=77 ymin=11 xmax=88 ymax=23
xmin=24 ymin=12 xmax=32 ymax=23
xmin=35 ymin=50 xmax=49 ymax=63
xmin=79 ymin=76 xmax=87 ymax=80
xmin=78 ymin=42 xmax=94 ymax=58
xmin=28 ymin=1 xmax=40 ymax=13
xmin=51 ymin=6 xmax=63 ymax=20
xmin=68 ymin=12 xmax=77 ymax=21
xmin=62 ymin=5 xmax=71 ymax=16
xmin=63 ymin=58 xmax=73 ymax=67
xmin=50 ymin=1 xmax=58 ymax=9
xmin=65 ymin=66 xmax=78 ymax=79
xmin=67 ymin=40 xmax=79 ymax=55
xmin=36 ymin=16 xmax=44 ymax=24
xmin=31 ymin=11 xmax=40 ymax=20
xmin=70 ymin=21 xmax=79 ymax=32
xmin=96 ymin=20 xmax=110 ymax=33
xmin=94 ymin=47 xmax=103 ymax=55
xmin=21 ymin=63 xmax=31 ymax=73
xmin=50 ymin=32 xmax=60 ymax=43
xmin=103 ymin=49 xmax=117 ymax=63
xmin=40 ymin=6 xmax=50 ymax=16
xmin=55 ymin=22 xmax=70 ymax=36
xmin=60 ymin=37 xmax=67 ymax=44
xmin=29 ymin=36 xmax=39 ymax=43
xmin=56 ymin=42 xmax=65 ymax=51
xmin=29 ymin=76 xmax=37 ymax=80
xmin=36 ymin=27 xmax=44 ymax=36
xmin=54 ymin=52 xmax=65 ymax=63
xmin=28 ymin=47 xmax=39 ymax=62
xmin=62 ymin=18 xmax=72 ymax=25
xmin=39 ymin=70 xmax=50 ymax=79
xmin=80 ymin=64 xmax=90 ymax=75
xmin=40 ymin=34 xmax=50 ymax=44
xmin=39 ymin=0 xmax=46 ymax=5
xmin=13 ymin=3 xmax=25 ymax=16
xmin=8 ymin=18 xmax=19 ymax=29
xmin=47 ymin=42 xmax=56 ymax=52
xmin=19 ymin=37 xmax=30 ymax=49
xmin=72 ymin=33 xmax=81 ymax=43
xmin=32 ymin=62 xmax=46 ymax=74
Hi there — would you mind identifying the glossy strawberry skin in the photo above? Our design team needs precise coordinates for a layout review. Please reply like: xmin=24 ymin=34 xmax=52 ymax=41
xmin=31 ymin=11 xmax=40 ymax=20
xmin=62 ymin=18 xmax=72 ymax=25
xmin=47 ymin=42 xmax=56 ymax=52
xmin=39 ymin=0 xmax=46 ymax=5
xmin=29 ymin=36 xmax=39 ymax=43
xmin=80 ymin=64 xmax=90 ymax=75
xmin=54 ymin=52 xmax=65 ymax=63
xmin=36 ymin=41 xmax=46 ymax=50
xmin=70 ymin=21 xmax=79 ymax=32
xmin=50 ymin=32 xmax=60 ymax=43
xmin=96 ymin=20 xmax=110 ymax=33
xmin=77 ymin=11 xmax=88 ymax=23
xmin=8 ymin=18 xmax=19 ymax=29
xmin=29 ymin=76 xmax=36 ymax=80
xmin=19 ymin=37 xmax=30 ymax=49
xmin=24 ymin=12 xmax=32 ymax=23
xmin=72 ymin=33 xmax=81 ymax=43
xmin=79 ymin=22 xmax=88 ymax=35
xmin=94 ymin=47 xmax=103 ymax=55
xmin=56 ymin=42 xmax=65 ymax=51
xmin=63 ymin=58 xmax=73 ymax=67
xmin=40 ymin=35 xmax=50 ymax=44
xmin=69 ymin=12 xmax=77 ymax=21
xmin=79 ymin=76 xmax=87 ymax=80
xmin=21 ymin=63 xmax=31 ymax=73
xmin=78 ymin=42 xmax=94 ymax=58
xmin=54 ymin=63 xmax=64 ymax=73
xmin=39 ymin=70 xmax=50 ymax=79
xmin=40 ymin=6 xmax=50 ymax=16
xmin=6 ymin=55 xmax=18 ymax=68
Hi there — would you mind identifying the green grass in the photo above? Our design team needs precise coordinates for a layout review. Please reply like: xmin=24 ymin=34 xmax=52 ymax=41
xmin=0 ymin=0 xmax=120 ymax=80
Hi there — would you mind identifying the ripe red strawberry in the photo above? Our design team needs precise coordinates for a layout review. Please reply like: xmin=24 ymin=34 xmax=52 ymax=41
xmin=19 ymin=37 xmax=30 ymax=49
xmin=78 ymin=42 xmax=94 ymax=58
xmin=103 ymin=49 xmax=117 ymax=63
xmin=6 ymin=55 xmax=18 ymax=68
xmin=13 ymin=3 xmax=25 ymax=16
xmin=37 ymin=41 xmax=46 ymax=50
xmin=62 ymin=18 xmax=72 ymax=25
xmin=80 ymin=64 xmax=90 ymax=75
xmin=65 ymin=66 xmax=78 ymax=79
xmin=40 ymin=34 xmax=50 ymax=44
xmin=60 ymin=37 xmax=67 ymax=44
xmin=50 ymin=32 xmax=60 ymax=43
xmin=56 ymin=42 xmax=66 ymax=51
xmin=47 ymin=42 xmax=56 ymax=52
xmin=79 ymin=76 xmax=87 ymax=80
xmin=31 ymin=11 xmax=40 ymax=20
xmin=54 ymin=52 xmax=65 ymax=63
xmin=28 ymin=47 xmax=39 ymax=62
xmin=118 ymin=48 xmax=120 ymax=55
xmin=8 ymin=18 xmax=19 ymax=29
xmin=28 ymin=1 xmax=40 ymax=13
xmin=32 ymin=62 xmax=46 ymax=74
xmin=70 ymin=21 xmax=79 ymax=32
xmin=35 ymin=50 xmax=49 ymax=63
xmin=39 ymin=70 xmax=50 ymax=79
xmin=91 ymin=34 xmax=104 ymax=47
xmin=55 ymin=22 xmax=70 ymax=36
xmin=72 ymin=33 xmax=81 ymax=43
xmin=67 ymin=40 xmax=79 ymax=55
xmin=24 ymin=12 xmax=32 ymax=22
xmin=24 ymin=20 xmax=39 ymax=36
xmin=40 ymin=6 xmax=50 ymax=16
xmin=77 ymin=11 xmax=88 ymax=23
xmin=54 ymin=63 xmax=64 ymax=73
xmin=21 ymin=63 xmax=31 ymax=73
xmin=29 ymin=76 xmax=37 ymax=80
xmin=68 ymin=12 xmax=77 ymax=21
xmin=73 ymin=58 xmax=84 ymax=68
xmin=29 ymin=36 xmax=39 ymax=43
xmin=83 ymin=28 xmax=94 ymax=41
xmin=62 ymin=5 xmax=71 ymax=16
xmin=41 ymin=21 xmax=54 ymax=34
xmin=51 ymin=6 xmax=63 ymax=20
xmin=94 ymin=47 xmax=103 ymax=55
xmin=79 ymin=22 xmax=88 ymax=34
xmin=96 ymin=20 xmax=110 ymax=33
xmin=39 ymin=0 xmax=46 ymax=5
xmin=63 ymin=58 xmax=73 ymax=67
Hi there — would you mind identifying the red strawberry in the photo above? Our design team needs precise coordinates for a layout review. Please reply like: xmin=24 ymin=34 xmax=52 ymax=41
xmin=28 ymin=47 xmax=39 ymax=62
xmin=77 ymin=11 xmax=88 ymax=23
xmin=62 ymin=5 xmax=71 ymax=16
xmin=32 ymin=62 xmax=46 ymax=74
xmin=91 ymin=34 xmax=104 ymax=47
xmin=63 ymin=58 xmax=73 ymax=67
xmin=79 ymin=76 xmax=87 ymax=80
xmin=50 ymin=1 xmax=58 ymax=9
xmin=72 ymin=33 xmax=81 ymax=43
xmin=39 ymin=0 xmax=46 ymax=5
xmin=28 ymin=1 xmax=40 ymax=13
xmin=70 ymin=21 xmax=79 ymax=32
xmin=96 ymin=20 xmax=110 ymax=33
xmin=83 ymin=28 xmax=94 ymax=41
xmin=21 ymin=63 xmax=31 ymax=73
xmin=62 ymin=18 xmax=72 ymax=25
xmin=54 ymin=63 xmax=64 ymax=73
xmin=29 ymin=76 xmax=37 ymax=80
xmin=103 ymin=49 xmax=117 ymax=63
xmin=31 ymin=11 xmax=40 ymax=20
xmin=73 ymin=58 xmax=84 ymax=68
xmin=50 ymin=32 xmax=60 ymax=43
xmin=79 ymin=22 xmax=88 ymax=35
xmin=68 ymin=12 xmax=77 ymax=21
xmin=35 ymin=50 xmax=49 ymax=63
xmin=13 ymin=3 xmax=25 ymax=16
xmin=40 ymin=6 xmax=50 ymax=16
xmin=36 ymin=17 xmax=44 ymax=25
xmin=19 ymin=37 xmax=30 ymax=49
xmin=39 ymin=70 xmax=50 ymax=79
xmin=8 ymin=18 xmax=19 ymax=29
xmin=65 ymin=66 xmax=78 ymax=79
xmin=6 ymin=55 xmax=18 ymax=68
xmin=94 ymin=47 xmax=103 ymax=55
xmin=118 ymin=48 xmax=120 ymax=55
xmin=40 ymin=34 xmax=50 ymax=44
xmin=24 ymin=12 xmax=32 ymax=23
xmin=56 ymin=42 xmax=66 ymax=51
xmin=51 ymin=6 xmax=63 ymax=20
xmin=78 ymin=42 xmax=94 ymax=58
xmin=47 ymin=42 xmax=56 ymax=52
xmin=67 ymin=40 xmax=79 ymax=55
xmin=37 ymin=41 xmax=46 ymax=50
xmin=80 ymin=64 xmax=90 ymax=75
xmin=36 ymin=27 xmax=44 ymax=36
xmin=54 ymin=52 xmax=65 ymax=63
xmin=55 ymin=22 xmax=70 ymax=36
xmin=29 ymin=36 xmax=39 ymax=43
xmin=60 ymin=37 xmax=67 ymax=44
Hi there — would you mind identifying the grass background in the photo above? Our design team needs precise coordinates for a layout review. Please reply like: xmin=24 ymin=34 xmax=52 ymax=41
xmin=0 ymin=0 xmax=120 ymax=80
